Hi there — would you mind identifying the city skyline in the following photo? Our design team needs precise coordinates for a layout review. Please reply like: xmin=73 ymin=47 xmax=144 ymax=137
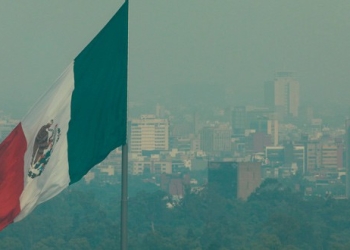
xmin=2 ymin=1 xmax=350 ymax=248
xmin=1 ymin=0 xmax=350 ymax=118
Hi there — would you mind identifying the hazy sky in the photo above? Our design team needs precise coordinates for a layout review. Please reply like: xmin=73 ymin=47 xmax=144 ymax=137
xmin=1 ymin=0 xmax=350 ymax=117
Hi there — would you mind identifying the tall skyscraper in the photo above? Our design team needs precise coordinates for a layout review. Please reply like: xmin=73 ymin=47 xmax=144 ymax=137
xmin=264 ymin=71 xmax=299 ymax=120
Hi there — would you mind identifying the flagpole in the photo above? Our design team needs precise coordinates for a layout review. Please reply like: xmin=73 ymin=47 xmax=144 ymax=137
xmin=121 ymin=143 xmax=128 ymax=250
xmin=121 ymin=1 xmax=129 ymax=249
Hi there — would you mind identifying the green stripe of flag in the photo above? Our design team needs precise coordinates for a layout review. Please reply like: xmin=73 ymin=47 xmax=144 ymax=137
xmin=68 ymin=2 xmax=128 ymax=184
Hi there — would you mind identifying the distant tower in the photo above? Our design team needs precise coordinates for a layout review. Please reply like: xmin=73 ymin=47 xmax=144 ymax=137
xmin=264 ymin=71 xmax=299 ymax=120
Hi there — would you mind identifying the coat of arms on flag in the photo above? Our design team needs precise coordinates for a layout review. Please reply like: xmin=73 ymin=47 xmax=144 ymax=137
xmin=28 ymin=120 xmax=61 ymax=179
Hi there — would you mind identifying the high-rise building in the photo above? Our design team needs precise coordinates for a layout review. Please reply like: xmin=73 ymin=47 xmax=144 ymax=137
xmin=237 ymin=162 xmax=262 ymax=200
xmin=129 ymin=115 xmax=169 ymax=155
xmin=232 ymin=106 xmax=247 ymax=136
xmin=208 ymin=161 xmax=261 ymax=200
xmin=249 ymin=116 xmax=279 ymax=146
xmin=199 ymin=126 xmax=214 ymax=153
xmin=301 ymin=138 xmax=343 ymax=173
xmin=213 ymin=126 xmax=232 ymax=153
xmin=320 ymin=144 xmax=339 ymax=169
xmin=200 ymin=125 xmax=231 ymax=154
xmin=265 ymin=145 xmax=305 ymax=173
xmin=232 ymin=106 xmax=278 ymax=144
xmin=305 ymin=141 xmax=320 ymax=172
xmin=208 ymin=162 xmax=238 ymax=199
xmin=264 ymin=71 xmax=299 ymax=120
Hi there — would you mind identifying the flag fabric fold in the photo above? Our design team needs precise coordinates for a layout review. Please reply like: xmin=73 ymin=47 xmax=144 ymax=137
xmin=0 ymin=1 xmax=128 ymax=231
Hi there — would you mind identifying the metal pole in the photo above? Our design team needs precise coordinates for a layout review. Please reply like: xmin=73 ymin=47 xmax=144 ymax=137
xmin=121 ymin=143 xmax=128 ymax=250
xmin=121 ymin=1 xmax=129 ymax=249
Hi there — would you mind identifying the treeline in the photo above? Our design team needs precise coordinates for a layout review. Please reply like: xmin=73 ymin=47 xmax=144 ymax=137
xmin=2 ymin=177 xmax=350 ymax=249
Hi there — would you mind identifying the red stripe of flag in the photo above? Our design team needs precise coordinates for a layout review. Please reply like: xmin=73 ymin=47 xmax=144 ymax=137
xmin=0 ymin=123 xmax=27 ymax=231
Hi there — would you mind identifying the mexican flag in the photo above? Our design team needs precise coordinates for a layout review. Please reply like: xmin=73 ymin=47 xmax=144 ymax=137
xmin=0 ymin=1 xmax=128 ymax=231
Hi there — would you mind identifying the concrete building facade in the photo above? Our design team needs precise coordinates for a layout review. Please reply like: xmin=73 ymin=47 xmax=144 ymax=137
xmin=129 ymin=115 xmax=169 ymax=156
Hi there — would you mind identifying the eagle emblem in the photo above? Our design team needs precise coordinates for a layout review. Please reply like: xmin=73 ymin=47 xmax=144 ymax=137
xmin=28 ymin=120 xmax=61 ymax=179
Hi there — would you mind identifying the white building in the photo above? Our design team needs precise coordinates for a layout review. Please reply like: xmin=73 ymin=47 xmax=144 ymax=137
xmin=129 ymin=115 xmax=169 ymax=155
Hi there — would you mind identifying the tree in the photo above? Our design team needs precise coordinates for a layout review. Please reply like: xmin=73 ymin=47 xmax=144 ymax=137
xmin=0 ymin=237 xmax=24 ymax=250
